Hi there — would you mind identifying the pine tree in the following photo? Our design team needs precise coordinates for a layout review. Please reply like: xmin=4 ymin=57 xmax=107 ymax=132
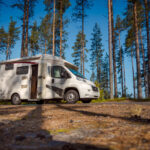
xmin=115 ymin=15 xmax=124 ymax=97
xmin=39 ymin=14 xmax=52 ymax=54
xmin=72 ymin=0 xmax=92 ymax=75
xmin=101 ymin=53 xmax=110 ymax=99
xmin=108 ymin=0 xmax=114 ymax=99
xmin=90 ymin=23 xmax=103 ymax=83
xmin=0 ymin=27 xmax=7 ymax=54
xmin=29 ymin=21 xmax=39 ymax=56
xmin=125 ymin=0 xmax=142 ymax=98
xmin=125 ymin=27 xmax=136 ymax=98
xmin=6 ymin=17 xmax=20 ymax=60
xmin=144 ymin=0 xmax=150 ymax=97
xmin=72 ymin=31 xmax=87 ymax=72
xmin=56 ymin=0 xmax=70 ymax=57
xmin=116 ymin=46 xmax=124 ymax=97
xmin=12 ymin=0 xmax=38 ymax=57
xmin=110 ymin=0 xmax=118 ymax=97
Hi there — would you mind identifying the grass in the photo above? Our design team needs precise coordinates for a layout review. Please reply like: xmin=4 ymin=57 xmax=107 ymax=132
xmin=91 ymin=97 xmax=127 ymax=103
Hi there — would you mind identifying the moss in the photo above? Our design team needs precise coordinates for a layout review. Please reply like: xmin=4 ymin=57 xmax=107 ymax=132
xmin=48 ymin=128 xmax=75 ymax=135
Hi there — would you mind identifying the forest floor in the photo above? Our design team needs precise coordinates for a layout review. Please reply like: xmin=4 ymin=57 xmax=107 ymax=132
xmin=0 ymin=101 xmax=150 ymax=150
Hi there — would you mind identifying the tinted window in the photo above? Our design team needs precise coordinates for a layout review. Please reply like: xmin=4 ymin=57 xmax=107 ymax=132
xmin=51 ymin=66 xmax=70 ymax=78
xmin=5 ymin=64 xmax=14 ymax=70
xmin=16 ymin=66 xmax=29 ymax=75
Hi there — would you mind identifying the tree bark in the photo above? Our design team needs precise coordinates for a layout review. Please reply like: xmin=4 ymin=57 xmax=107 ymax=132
xmin=81 ymin=0 xmax=85 ymax=76
xmin=119 ymin=33 xmax=124 ymax=97
xmin=123 ymin=60 xmax=126 ymax=97
xmin=45 ymin=40 xmax=47 ymax=54
xmin=53 ymin=0 xmax=56 ymax=56
xmin=6 ymin=36 xmax=10 ymax=60
xmin=131 ymin=49 xmax=136 ymax=99
xmin=60 ymin=0 xmax=63 ymax=57
xmin=24 ymin=0 xmax=29 ymax=57
xmin=108 ymin=0 xmax=114 ymax=99
xmin=144 ymin=0 xmax=150 ymax=97
xmin=21 ymin=0 xmax=27 ymax=57
xmin=133 ymin=2 xmax=142 ymax=98
xmin=139 ymin=28 xmax=148 ymax=97
xmin=110 ymin=0 xmax=117 ymax=97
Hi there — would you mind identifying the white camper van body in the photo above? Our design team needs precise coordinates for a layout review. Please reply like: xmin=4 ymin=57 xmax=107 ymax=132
xmin=0 ymin=55 xmax=99 ymax=104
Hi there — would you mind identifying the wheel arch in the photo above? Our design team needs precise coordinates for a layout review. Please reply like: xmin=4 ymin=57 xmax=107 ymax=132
xmin=64 ymin=87 xmax=80 ymax=99
xmin=11 ymin=92 xmax=20 ymax=100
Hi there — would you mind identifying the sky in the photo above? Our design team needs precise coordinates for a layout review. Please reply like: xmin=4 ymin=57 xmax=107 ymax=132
xmin=0 ymin=0 xmax=137 ymax=97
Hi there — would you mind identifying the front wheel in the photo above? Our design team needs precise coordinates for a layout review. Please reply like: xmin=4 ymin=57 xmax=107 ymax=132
xmin=82 ymin=99 xmax=92 ymax=103
xmin=64 ymin=90 xmax=79 ymax=104
xmin=11 ymin=94 xmax=21 ymax=105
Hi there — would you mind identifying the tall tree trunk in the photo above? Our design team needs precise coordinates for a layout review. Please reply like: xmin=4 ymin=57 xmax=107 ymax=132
xmin=24 ymin=0 xmax=29 ymax=57
xmin=144 ymin=0 xmax=150 ymax=97
xmin=123 ymin=60 xmax=126 ymax=97
xmin=110 ymin=0 xmax=117 ymax=97
xmin=45 ymin=40 xmax=47 ymax=54
xmin=6 ymin=37 xmax=10 ymax=60
xmin=60 ymin=0 xmax=63 ymax=57
xmin=139 ymin=28 xmax=148 ymax=97
xmin=21 ymin=0 xmax=27 ymax=57
xmin=133 ymin=2 xmax=142 ymax=98
xmin=108 ymin=0 xmax=114 ymax=99
xmin=82 ymin=0 xmax=85 ymax=76
xmin=131 ymin=49 xmax=136 ymax=99
xmin=118 ymin=31 xmax=124 ymax=97
xmin=52 ymin=0 xmax=56 ymax=56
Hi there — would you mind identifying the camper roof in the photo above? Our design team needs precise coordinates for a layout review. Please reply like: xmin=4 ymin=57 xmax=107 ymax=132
xmin=0 ymin=54 xmax=78 ymax=70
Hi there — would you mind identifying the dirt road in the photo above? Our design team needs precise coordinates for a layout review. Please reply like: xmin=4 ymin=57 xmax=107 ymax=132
xmin=0 ymin=102 xmax=150 ymax=150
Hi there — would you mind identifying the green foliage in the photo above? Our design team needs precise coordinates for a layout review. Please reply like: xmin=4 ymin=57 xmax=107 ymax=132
xmin=90 ymin=23 xmax=103 ymax=83
xmin=29 ymin=21 xmax=39 ymax=56
xmin=6 ymin=17 xmax=20 ymax=60
xmin=72 ymin=31 xmax=88 ymax=71
xmin=0 ymin=27 xmax=7 ymax=54
xmin=72 ymin=0 xmax=93 ymax=22
xmin=43 ymin=0 xmax=70 ymax=57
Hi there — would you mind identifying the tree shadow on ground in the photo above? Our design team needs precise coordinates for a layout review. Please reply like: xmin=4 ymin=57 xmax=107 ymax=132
xmin=56 ymin=104 xmax=150 ymax=125
xmin=0 ymin=105 xmax=110 ymax=150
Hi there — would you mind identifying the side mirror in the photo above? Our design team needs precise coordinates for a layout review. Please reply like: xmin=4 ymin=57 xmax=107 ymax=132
xmin=61 ymin=71 xmax=68 ymax=79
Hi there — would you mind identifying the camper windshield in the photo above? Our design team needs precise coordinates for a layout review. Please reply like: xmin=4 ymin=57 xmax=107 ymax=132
xmin=68 ymin=68 xmax=85 ymax=79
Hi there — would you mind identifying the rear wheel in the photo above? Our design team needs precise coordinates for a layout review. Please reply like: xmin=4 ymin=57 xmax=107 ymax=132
xmin=64 ymin=90 xmax=79 ymax=104
xmin=11 ymin=94 xmax=21 ymax=105
xmin=82 ymin=99 xmax=92 ymax=103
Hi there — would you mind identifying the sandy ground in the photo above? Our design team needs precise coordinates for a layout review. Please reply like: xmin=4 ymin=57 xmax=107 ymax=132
xmin=0 ymin=102 xmax=150 ymax=150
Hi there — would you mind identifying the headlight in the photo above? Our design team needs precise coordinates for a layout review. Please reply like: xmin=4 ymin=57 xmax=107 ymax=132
xmin=91 ymin=86 xmax=98 ymax=92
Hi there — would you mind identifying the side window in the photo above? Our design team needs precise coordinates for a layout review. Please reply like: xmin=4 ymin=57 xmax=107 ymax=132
xmin=51 ymin=66 xmax=70 ymax=78
xmin=16 ymin=66 xmax=29 ymax=75
xmin=51 ymin=66 xmax=61 ymax=78
xmin=5 ymin=64 xmax=14 ymax=70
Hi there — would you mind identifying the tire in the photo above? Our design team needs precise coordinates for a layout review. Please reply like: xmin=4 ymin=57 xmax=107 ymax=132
xmin=36 ymin=100 xmax=44 ymax=104
xmin=82 ymin=99 xmax=92 ymax=103
xmin=64 ymin=90 xmax=79 ymax=104
xmin=11 ymin=94 xmax=21 ymax=105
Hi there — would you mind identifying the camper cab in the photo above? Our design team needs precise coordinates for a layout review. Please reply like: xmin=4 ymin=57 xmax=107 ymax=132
xmin=0 ymin=55 xmax=99 ymax=104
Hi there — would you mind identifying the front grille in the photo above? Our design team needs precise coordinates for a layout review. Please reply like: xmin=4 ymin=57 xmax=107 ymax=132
xmin=92 ymin=86 xmax=98 ymax=92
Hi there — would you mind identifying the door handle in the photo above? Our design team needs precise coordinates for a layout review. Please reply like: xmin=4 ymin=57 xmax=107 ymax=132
xmin=52 ymin=79 xmax=54 ymax=83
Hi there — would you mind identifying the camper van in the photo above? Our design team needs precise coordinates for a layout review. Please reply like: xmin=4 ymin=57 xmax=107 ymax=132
xmin=0 ymin=55 xmax=99 ymax=104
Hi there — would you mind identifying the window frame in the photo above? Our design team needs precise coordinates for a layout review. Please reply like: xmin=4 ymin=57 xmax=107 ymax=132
xmin=16 ymin=66 xmax=29 ymax=75
xmin=5 ymin=63 xmax=14 ymax=71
